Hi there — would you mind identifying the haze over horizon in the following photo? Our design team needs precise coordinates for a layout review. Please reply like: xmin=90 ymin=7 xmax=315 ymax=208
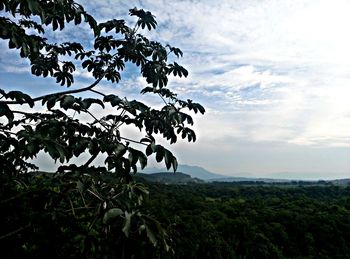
xmin=1 ymin=0 xmax=349 ymax=180
xmin=143 ymin=163 xmax=349 ymax=181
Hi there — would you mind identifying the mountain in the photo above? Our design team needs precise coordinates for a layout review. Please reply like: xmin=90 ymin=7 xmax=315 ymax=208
xmin=330 ymin=178 xmax=350 ymax=185
xmin=139 ymin=164 xmax=290 ymax=182
xmin=140 ymin=164 xmax=226 ymax=180
xmin=209 ymin=177 xmax=292 ymax=183
xmin=140 ymin=165 xmax=350 ymax=184
xmin=137 ymin=172 xmax=203 ymax=184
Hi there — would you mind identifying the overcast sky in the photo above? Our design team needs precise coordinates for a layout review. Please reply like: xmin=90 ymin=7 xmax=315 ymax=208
xmin=1 ymin=0 xmax=350 ymax=179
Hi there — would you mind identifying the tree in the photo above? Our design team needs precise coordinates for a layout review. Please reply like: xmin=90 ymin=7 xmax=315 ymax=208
xmin=0 ymin=1 xmax=204 ymax=257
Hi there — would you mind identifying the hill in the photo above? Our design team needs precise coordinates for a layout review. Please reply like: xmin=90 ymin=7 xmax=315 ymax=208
xmin=137 ymin=172 xmax=203 ymax=184
xmin=140 ymin=164 xmax=350 ymax=184
xmin=140 ymin=164 xmax=226 ymax=180
xmin=140 ymin=164 xmax=292 ymax=182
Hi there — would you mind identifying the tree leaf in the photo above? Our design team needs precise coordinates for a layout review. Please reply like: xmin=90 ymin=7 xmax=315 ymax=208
xmin=145 ymin=224 xmax=157 ymax=246
xmin=139 ymin=152 xmax=147 ymax=170
xmin=155 ymin=146 xmax=164 ymax=162
xmin=103 ymin=208 xmax=124 ymax=224
xmin=164 ymin=149 xmax=172 ymax=170
xmin=0 ymin=103 xmax=14 ymax=122
xmin=122 ymin=211 xmax=132 ymax=237
xmin=60 ymin=95 xmax=76 ymax=110
xmin=172 ymin=157 xmax=178 ymax=172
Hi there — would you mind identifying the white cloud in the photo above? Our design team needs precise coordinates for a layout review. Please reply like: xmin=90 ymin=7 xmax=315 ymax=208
xmin=2 ymin=0 xmax=350 ymax=177
xmin=126 ymin=0 xmax=350 ymax=148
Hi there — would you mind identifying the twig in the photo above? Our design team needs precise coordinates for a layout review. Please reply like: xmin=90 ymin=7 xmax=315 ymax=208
xmin=85 ymin=108 xmax=146 ymax=146
xmin=115 ymin=109 xmax=126 ymax=129
xmin=0 ymin=130 xmax=16 ymax=136
xmin=69 ymin=198 xmax=76 ymax=217
xmin=64 ymin=206 xmax=95 ymax=213
xmin=120 ymin=136 xmax=147 ymax=146
xmin=0 ymin=223 xmax=31 ymax=240
xmin=85 ymin=109 xmax=110 ymax=131
xmin=83 ymin=153 xmax=98 ymax=168
xmin=89 ymin=88 xmax=106 ymax=97
xmin=158 ymin=93 xmax=168 ymax=105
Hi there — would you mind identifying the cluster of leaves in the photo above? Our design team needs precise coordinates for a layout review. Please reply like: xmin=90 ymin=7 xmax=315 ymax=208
xmin=0 ymin=0 xmax=204 ymax=257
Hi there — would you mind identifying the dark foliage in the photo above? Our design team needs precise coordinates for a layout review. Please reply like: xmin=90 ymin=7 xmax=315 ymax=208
xmin=0 ymin=0 xmax=204 ymax=258
xmin=144 ymin=183 xmax=350 ymax=259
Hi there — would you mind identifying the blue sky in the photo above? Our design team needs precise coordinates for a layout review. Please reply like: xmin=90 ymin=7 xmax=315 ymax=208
xmin=1 ymin=0 xmax=350 ymax=179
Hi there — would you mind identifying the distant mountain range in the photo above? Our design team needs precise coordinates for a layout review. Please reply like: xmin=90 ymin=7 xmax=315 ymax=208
xmin=140 ymin=164 xmax=224 ymax=180
xmin=140 ymin=164 xmax=290 ymax=182
xmin=140 ymin=164 xmax=350 ymax=185
xmin=137 ymin=172 xmax=203 ymax=184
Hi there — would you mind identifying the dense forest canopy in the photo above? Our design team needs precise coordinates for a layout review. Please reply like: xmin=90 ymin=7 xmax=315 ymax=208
xmin=144 ymin=182 xmax=350 ymax=259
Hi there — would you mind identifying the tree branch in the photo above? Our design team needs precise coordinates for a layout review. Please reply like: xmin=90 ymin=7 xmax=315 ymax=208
xmin=64 ymin=206 xmax=95 ymax=213
xmin=85 ymin=109 xmax=146 ymax=146
xmin=12 ymin=110 xmax=42 ymax=120
xmin=0 ymin=223 xmax=31 ymax=240
xmin=158 ymin=93 xmax=168 ymax=105
xmin=115 ymin=109 xmax=126 ymax=129
xmin=0 ymin=130 xmax=16 ymax=136
xmin=120 ymin=136 xmax=147 ymax=146
xmin=85 ymin=109 xmax=110 ymax=131
xmin=83 ymin=153 xmax=99 ymax=168
xmin=89 ymin=88 xmax=106 ymax=97
xmin=3 ymin=77 xmax=103 ymax=105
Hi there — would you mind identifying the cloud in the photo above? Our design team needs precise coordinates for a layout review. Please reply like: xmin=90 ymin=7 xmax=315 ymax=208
xmin=2 ymin=0 xmax=350 ymax=177
xmin=119 ymin=0 xmax=350 ymax=148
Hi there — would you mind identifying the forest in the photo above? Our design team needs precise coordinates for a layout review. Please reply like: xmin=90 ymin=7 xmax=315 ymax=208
xmin=2 ymin=171 xmax=350 ymax=258
xmin=143 ymin=181 xmax=350 ymax=258
xmin=1 ymin=1 xmax=350 ymax=258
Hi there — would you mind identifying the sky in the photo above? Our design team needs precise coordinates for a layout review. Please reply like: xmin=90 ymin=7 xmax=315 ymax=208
xmin=1 ymin=0 xmax=350 ymax=179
